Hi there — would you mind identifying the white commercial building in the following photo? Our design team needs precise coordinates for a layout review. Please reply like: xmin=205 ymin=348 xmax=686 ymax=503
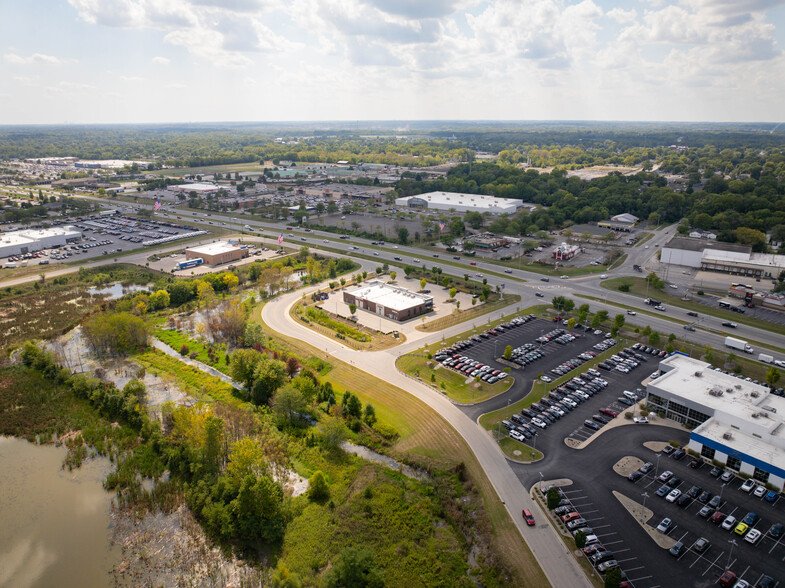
xmin=169 ymin=183 xmax=220 ymax=195
xmin=395 ymin=191 xmax=522 ymax=214
xmin=646 ymin=354 xmax=785 ymax=490
xmin=342 ymin=280 xmax=433 ymax=322
xmin=0 ymin=226 xmax=81 ymax=258
xmin=661 ymin=237 xmax=785 ymax=279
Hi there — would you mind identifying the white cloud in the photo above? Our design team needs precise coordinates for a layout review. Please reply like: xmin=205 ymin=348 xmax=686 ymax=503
xmin=607 ymin=7 xmax=636 ymax=24
xmin=152 ymin=56 xmax=170 ymax=65
xmin=4 ymin=52 xmax=74 ymax=65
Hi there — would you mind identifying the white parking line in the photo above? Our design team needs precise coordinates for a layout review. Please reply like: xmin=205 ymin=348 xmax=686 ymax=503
xmin=702 ymin=552 xmax=723 ymax=576
xmin=616 ymin=557 xmax=637 ymax=564
xmin=628 ymin=575 xmax=652 ymax=582
xmin=601 ymin=539 xmax=624 ymax=546
xmin=623 ymin=565 xmax=645 ymax=572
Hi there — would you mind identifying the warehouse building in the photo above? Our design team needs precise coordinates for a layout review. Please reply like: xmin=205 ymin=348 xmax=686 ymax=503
xmin=395 ymin=191 xmax=522 ymax=214
xmin=661 ymin=237 xmax=785 ymax=279
xmin=343 ymin=281 xmax=433 ymax=322
xmin=0 ymin=226 xmax=81 ymax=258
xmin=646 ymin=354 xmax=785 ymax=490
xmin=597 ymin=213 xmax=639 ymax=232
xmin=185 ymin=241 xmax=245 ymax=266
xmin=169 ymin=183 xmax=220 ymax=195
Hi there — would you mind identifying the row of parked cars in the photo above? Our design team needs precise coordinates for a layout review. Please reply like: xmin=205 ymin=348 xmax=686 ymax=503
xmin=440 ymin=355 xmax=509 ymax=384
xmin=508 ymin=343 xmax=544 ymax=368
xmin=543 ymin=349 xmax=602 ymax=382
xmin=506 ymin=370 xmax=610 ymax=436
xmin=433 ymin=315 xmax=538 ymax=360
xmin=628 ymin=455 xmax=779 ymax=586
xmin=545 ymin=487 xmax=630 ymax=582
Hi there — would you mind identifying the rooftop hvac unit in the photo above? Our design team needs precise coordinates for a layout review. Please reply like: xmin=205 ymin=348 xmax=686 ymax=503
xmin=694 ymin=371 xmax=703 ymax=377
xmin=723 ymin=432 xmax=733 ymax=440
xmin=751 ymin=391 xmax=760 ymax=398
xmin=763 ymin=406 xmax=777 ymax=414
xmin=735 ymin=384 xmax=742 ymax=390
xmin=751 ymin=412 xmax=760 ymax=418
xmin=708 ymin=388 xmax=723 ymax=397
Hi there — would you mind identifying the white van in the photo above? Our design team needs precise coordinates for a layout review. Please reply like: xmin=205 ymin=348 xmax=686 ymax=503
xmin=623 ymin=390 xmax=638 ymax=402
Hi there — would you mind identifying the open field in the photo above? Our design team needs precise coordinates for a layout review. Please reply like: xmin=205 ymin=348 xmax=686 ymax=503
xmin=148 ymin=162 xmax=269 ymax=177
xmin=248 ymin=301 xmax=549 ymax=587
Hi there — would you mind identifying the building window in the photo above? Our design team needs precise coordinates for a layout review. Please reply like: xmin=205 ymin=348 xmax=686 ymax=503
xmin=753 ymin=468 xmax=770 ymax=484
xmin=700 ymin=446 xmax=716 ymax=460
xmin=726 ymin=456 xmax=742 ymax=471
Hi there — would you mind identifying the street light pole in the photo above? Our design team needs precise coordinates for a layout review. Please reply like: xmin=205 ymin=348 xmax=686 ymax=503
xmin=727 ymin=539 xmax=738 ymax=570
xmin=655 ymin=453 xmax=662 ymax=477
xmin=640 ymin=492 xmax=649 ymax=523
xmin=539 ymin=471 xmax=544 ymax=492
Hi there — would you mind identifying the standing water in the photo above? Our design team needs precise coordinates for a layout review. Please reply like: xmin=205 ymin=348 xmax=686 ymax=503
xmin=0 ymin=437 xmax=121 ymax=588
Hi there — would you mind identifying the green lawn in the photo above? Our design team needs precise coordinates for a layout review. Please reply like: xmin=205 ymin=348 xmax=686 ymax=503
xmin=396 ymin=354 xmax=512 ymax=403
xmin=498 ymin=437 xmax=542 ymax=462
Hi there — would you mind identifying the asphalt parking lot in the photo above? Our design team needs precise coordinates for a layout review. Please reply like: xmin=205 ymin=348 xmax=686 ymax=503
xmin=625 ymin=449 xmax=785 ymax=586
xmin=458 ymin=317 xmax=616 ymax=420
xmin=3 ymin=213 xmax=206 ymax=266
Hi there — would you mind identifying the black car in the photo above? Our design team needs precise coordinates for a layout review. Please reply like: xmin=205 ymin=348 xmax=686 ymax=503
xmin=677 ymin=493 xmax=691 ymax=507
xmin=669 ymin=541 xmax=684 ymax=556
xmin=698 ymin=491 xmax=712 ymax=504
xmin=687 ymin=485 xmax=702 ymax=498
xmin=667 ymin=477 xmax=681 ymax=488
xmin=689 ymin=458 xmax=701 ymax=469
xmin=710 ymin=466 xmax=722 ymax=477
xmin=769 ymin=523 xmax=784 ymax=538
xmin=655 ymin=484 xmax=670 ymax=497
xmin=672 ymin=449 xmax=686 ymax=460
xmin=628 ymin=471 xmax=643 ymax=482
xmin=592 ymin=414 xmax=609 ymax=424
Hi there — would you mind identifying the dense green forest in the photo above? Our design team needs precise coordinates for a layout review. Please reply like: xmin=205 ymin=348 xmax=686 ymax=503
xmin=395 ymin=162 xmax=785 ymax=244
xmin=1 ymin=122 xmax=783 ymax=171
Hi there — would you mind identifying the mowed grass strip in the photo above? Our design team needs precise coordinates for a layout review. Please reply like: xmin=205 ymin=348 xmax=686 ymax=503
xmin=250 ymin=304 xmax=548 ymax=587
xmin=416 ymin=293 xmax=521 ymax=332
xmin=396 ymin=354 xmax=512 ymax=404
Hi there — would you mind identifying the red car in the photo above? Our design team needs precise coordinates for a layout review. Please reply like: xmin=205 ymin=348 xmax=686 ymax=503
xmin=561 ymin=512 xmax=580 ymax=523
xmin=599 ymin=408 xmax=618 ymax=418
xmin=522 ymin=509 xmax=535 ymax=526
xmin=718 ymin=570 xmax=737 ymax=588
xmin=710 ymin=511 xmax=725 ymax=524
xmin=470 ymin=261 xmax=477 ymax=266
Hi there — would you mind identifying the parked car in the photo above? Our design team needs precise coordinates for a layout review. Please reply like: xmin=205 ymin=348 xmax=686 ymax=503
xmin=741 ymin=479 xmax=756 ymax=493
xmin=656 ymin=517 xmax=673 ymax=533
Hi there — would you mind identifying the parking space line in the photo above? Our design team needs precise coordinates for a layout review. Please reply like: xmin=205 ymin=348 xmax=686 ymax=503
xmin=623 ymin=565 xmax=644 ymax=572
xmin=601 ymin=539 xmax=624 ymax=546
xmin=702 ymin=552 xmax=723 ymax=576
xmin=616 ymin=557 xmax=637 ymax=564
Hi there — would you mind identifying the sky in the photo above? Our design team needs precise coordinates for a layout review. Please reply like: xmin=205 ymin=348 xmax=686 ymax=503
xmin=1 ymin=0 xmax=784 ymax=124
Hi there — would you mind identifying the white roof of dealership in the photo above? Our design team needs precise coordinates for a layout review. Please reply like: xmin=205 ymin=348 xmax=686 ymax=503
xmin=346 ymin=281 xmax=432 ymax=312
xmin=169 ymin=183 xmax=220 ymax=193
xmin=652 ymin=354 xmax=785 ymax=476
xmin=186 ymin=241 xmax=242 ymax=256
xmin=395 ymin=191 xmax=523 ymax=214
xmin=0 ymin=226 xmax=81 ymax=257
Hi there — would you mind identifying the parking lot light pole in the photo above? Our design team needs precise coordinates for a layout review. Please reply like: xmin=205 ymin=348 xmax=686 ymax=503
xmin=640 ymin=492 xmax=649 ymax=523
xmin=539 ymin=471 xmax=544 ymax=491
xmin=719 ymin=482 xmax=727 ymax=507
xmin=728 ymin=539 xmax=738 ymax=569
xmin=655 ymin=453 xmax=662 ymax=477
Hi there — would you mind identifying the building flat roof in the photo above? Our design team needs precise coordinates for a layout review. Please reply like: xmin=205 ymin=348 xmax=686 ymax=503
xmin=346 ymin=280 xmax=432 ymax=312
xmin=0 ymin=226 xmax=80 ymax=246
xmin=398 ymin=191 xmax=522 ymax=210
xmin=174 ymin=183 xmax=219 ymax=192
xmin=695 ymin=419 xmax=785 ymax=478
xmin=186 ymin=241 xmax=242 ymax=256
xmin=664 ymin=237 xmax=751 ymax=254
xmin=655 ymin=354 xmax=770 ymax=416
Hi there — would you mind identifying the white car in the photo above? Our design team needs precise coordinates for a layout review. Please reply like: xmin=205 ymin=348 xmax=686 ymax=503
xmin=633 ymin=417 xmax=649 ymax=424
xmin=658 ymin=470 xmax=673 ymax=482
xmin=627 ymin=310 xmax=637 ymax=316
xmin=669 ymin=284 xmax=678 ymax=289
xmin=560 ymin=275 xmax=569 ymax=279
xmin=656 ymin=517 xmax=672 ymax=533
xmin=754 ymin=485 xmax=767 ymax=498
xmin=721 ymin=515 xmax=737 ymax=530
xmin=540 ymin=375 xmax=552 ymax=383
xmin=741 ymin=479 xmax=756 ymax=493
xmin=600 ymin=274 xmax=607 ymax=279
xmin=509 ymin=430 xmax=525 ymax=442
xmin=744 ymin=528 xmax=762 ymax=544
xmin=531 ymin=418 xmax=547 ymax=429
xmin=665 ymin=489 xmax=681 ymax=503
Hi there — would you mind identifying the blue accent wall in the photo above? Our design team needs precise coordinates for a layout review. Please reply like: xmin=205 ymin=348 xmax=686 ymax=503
xmin=691 ymin=432 xmax=785 ymax=480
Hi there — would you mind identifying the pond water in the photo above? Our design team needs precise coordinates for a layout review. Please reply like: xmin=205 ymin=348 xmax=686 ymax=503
xmin=341 ymin=441 xmax=429 ymax=481
xmin=87 ymin=282 xmax=151 ymax=299
xmin=0 ymin=437 xmax=121 ymax=588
